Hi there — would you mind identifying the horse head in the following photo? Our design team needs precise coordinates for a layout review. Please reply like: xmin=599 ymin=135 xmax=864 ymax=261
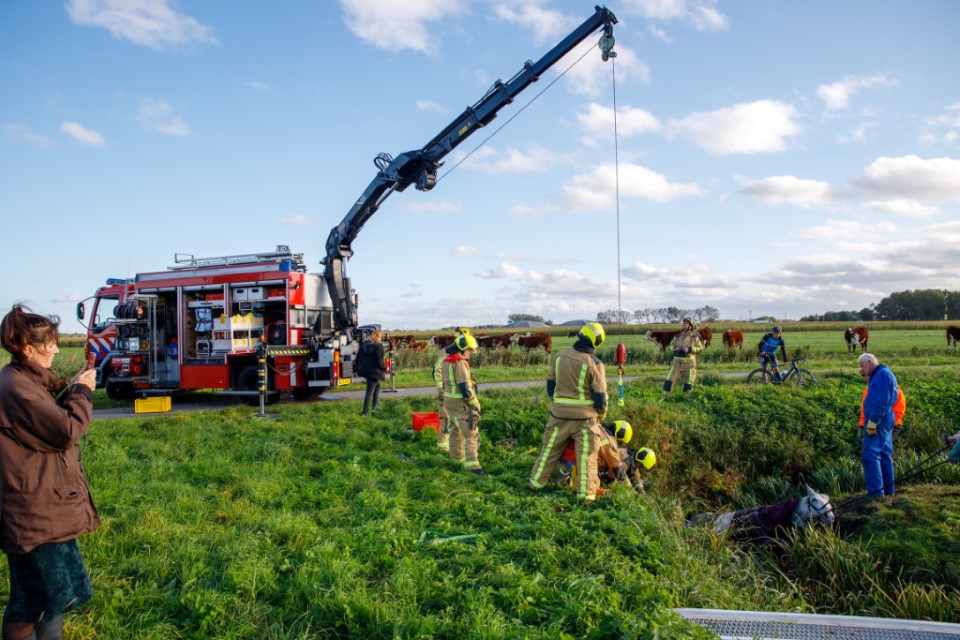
xmin=792 ymin=484 xmax=835 ymax=528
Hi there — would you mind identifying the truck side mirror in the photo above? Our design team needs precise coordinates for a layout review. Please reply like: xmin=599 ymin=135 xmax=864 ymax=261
xmin=76 ymin=302 xmax=86 ymax=321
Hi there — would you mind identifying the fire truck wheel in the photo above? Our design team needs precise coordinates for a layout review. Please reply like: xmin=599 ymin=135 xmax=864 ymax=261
xmin=105 ymin=378 xmax=136 ymax=401
xmin=291 ymin=387 xmax=322 ymax=401
xmin=237 ymin=365 xmax=279 ymax=405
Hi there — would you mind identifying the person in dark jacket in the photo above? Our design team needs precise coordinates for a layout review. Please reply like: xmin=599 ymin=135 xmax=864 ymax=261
xmin=356 ymin=328 xmax=387 ymax=416
xmin=0 ymin=304 xmax=100 ymax=640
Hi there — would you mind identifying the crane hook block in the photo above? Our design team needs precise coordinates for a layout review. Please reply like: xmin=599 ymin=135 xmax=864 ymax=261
xmin=599 ymin=22 xmax=616 ymax=61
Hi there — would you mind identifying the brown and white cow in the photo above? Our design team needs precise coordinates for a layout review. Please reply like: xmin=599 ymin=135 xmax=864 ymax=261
xmin=431 ymin=335 xmax=457 ymax=349
xmin=643 ymin=330 xmax=682 ymax=351
xmin=844 ymin=327 xmax=869 ymax=353
xmin=477 ymin=334 xmax=513 ymax=349
xmin=947 ymin=326 xmax=960 ymax=349
xmin=386 ymin=334 xmax=417 ymax=347
xmin=722 ymin=329 xmax=744 ymax=351
xmin=697 ymin=326 xmax=713 ymax=348
xmin=511 ymin=332 xmax=552 ymax=353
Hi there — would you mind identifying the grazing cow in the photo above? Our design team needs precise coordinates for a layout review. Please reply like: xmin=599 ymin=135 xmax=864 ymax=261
xmin=844 ymin=327 xmax=869 ymax=353
xmin=696 ymin=326 xmax=714 ymax=348
xmin=404 ymin=340 xmax=429 ymax=351
xmin=387 ymin=334 xmax=416 ymax=347
xmin=431 ymin=335 xmax=456 ymax=348
xmin=947 ymin=326 xmax=960 ymax=349
xmin=643 ymin=330 xmax=682 ymax=351
xmin=476 ymin=334 xmax=513 ymax=349
xmin=722 ymin=330 xmax=744 ymax=351
xmin=567 ymin=330 xmax=580 ymax=338
xmin=511 ymin=332 xmax=552 ymax=353
xmin=686 ymin=485 xmax=834 ymax=546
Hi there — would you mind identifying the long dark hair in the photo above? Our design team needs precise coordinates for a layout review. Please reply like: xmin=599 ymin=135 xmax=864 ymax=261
xmin=0 ymin=304 xmax=61 ymax=358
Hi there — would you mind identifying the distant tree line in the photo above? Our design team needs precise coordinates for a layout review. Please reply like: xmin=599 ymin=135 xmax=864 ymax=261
xmin=596 ymin=306 xmax=720 ymax=325
xmin=507 ymin=313 xmax=553 ymax=325
xmin=800 ymin=289 xmax=960 ymax=322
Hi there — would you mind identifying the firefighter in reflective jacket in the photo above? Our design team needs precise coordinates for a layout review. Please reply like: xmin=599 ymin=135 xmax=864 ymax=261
xmin=434 ymin=327 xmax=473 ymax=451
xmin=440 ymin=332 xmax=484 ymax=474
xmin=529 ymin=322 xmax=608 ymax=502
xmin=663 ymin=318 xmax=704 ymax=395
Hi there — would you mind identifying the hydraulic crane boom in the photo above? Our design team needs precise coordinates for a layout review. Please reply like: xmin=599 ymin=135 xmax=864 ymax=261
xmin=322 ymin=5 xmax=617 ymax=342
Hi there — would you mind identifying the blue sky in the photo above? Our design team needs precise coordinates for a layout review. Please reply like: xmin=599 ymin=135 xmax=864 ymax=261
xmin=2 ymin=0 xmax=958 ymax=333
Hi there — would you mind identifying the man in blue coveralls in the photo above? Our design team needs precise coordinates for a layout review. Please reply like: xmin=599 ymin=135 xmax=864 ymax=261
xmin=858 ymin=352 xmax=898 ymax=497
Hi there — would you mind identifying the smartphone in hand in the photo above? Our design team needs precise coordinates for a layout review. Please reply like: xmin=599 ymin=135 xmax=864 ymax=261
xmin=85 ymin=351 xmax=97 ymax=371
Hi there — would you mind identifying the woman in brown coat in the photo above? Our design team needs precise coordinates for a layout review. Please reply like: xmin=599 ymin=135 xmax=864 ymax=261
xmin=0 ymin=305 xmax=100 ymax=640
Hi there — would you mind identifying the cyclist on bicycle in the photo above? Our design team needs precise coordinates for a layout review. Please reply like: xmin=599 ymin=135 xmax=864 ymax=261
xmin=757 ymin=326 xmax=788 ymax=383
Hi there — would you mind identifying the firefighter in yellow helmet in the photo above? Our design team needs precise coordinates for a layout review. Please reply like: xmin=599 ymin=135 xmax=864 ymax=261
xmin=663 ymin=317 xmax=704 ymax=395
xmin=432 ymin=328 xmax=471 ymax=452
xmin=440 ymin=331 xmax=485 ymax=474
xmin=564 ymin=420 xmax=657 ymax=495
xmin=529 ymin=322 xmax=608 ymax=502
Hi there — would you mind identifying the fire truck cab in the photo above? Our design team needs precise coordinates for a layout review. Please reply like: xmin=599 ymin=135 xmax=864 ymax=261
xmin=77 ymin=246 xmax=355 ymax=401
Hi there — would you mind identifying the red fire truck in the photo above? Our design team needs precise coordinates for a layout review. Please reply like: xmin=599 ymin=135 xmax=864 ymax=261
xmin=77 ymin=246 xmax=354 ymax=400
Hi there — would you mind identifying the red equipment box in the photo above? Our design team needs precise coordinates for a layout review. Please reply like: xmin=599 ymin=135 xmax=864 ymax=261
xmin=412 ymin=412 xmax=440 ymax=432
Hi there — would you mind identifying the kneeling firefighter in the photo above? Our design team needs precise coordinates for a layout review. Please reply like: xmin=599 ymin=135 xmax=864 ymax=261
xmin=529 ymin=322 xmax=608 ymax=502
xmin=560 ymin=421 xmax=658 ymax=494
xmin=663 ymin=318 xmax=704 ymax=395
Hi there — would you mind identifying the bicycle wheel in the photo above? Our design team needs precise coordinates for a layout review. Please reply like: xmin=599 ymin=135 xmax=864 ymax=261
xmin=784 ymin=368 xmax=816 ymax=387
xmin=746 ymin=368 xmax=771 ymax=384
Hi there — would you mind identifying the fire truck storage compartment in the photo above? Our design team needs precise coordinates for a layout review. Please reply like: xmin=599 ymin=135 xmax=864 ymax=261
xmin=185 ymin=288 xmax=225 ymax=361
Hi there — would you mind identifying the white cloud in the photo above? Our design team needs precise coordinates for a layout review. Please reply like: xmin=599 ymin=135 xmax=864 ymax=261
xmin=576 ymin=103 xmax=661 ymax=138
xmin=815 ymin=73 xmax=898 ymax=110
xmin=492 ymin=1 xmax=576 ymax=45
xmin=476 ymin=262 xmax=524 ymax=279
xmin=624 ymin=0 xmax=730 ymax=31
xmin=739 ymin=175 xmax=835 ymax=208
xmin=138 ymin=98 xmax=190 ymax=137
xmin=340 ymin=0 xmax=463 ymax=54
xmin=461 ymin=145 xmax=556 ymax=175
xmin=622 ymin=262 xmax=734 ymax=288
xmin=416 ymin=100 xmax=446 ymax=113
xmin=921 ymin=101 xmax=960 ymax=145
xmin=647 ymin=24 xmax=674 ymax=43
xmin=245 ymin=81 xmax=273 ymax=94
xmin=666 ymin=100 xmax=801 ymax=154
xmin=66 ymin=0 xmax=217 ymax=51
xmin=2 ymin=124 xmax=54 ymax=150
xmin=864 ymin=199 xmax=939 ymax=218
xmin=853 ymin=155 xmax=960 ymax=201
xmin=280 ymin=215 xmax=316 ymax=226
xmin=60 ymin=121 xmax=105 ymax=147
xmin=564 ymin=162 xmax=702 ymax=209
xmin=454 ymin=246 xmax=480 ymax=257
xmin=797 ymin=218 xmax=897 ymax=244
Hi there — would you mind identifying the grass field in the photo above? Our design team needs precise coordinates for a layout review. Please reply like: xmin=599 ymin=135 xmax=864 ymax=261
xmin=1 ymin=325 xmax=959 ymax=637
